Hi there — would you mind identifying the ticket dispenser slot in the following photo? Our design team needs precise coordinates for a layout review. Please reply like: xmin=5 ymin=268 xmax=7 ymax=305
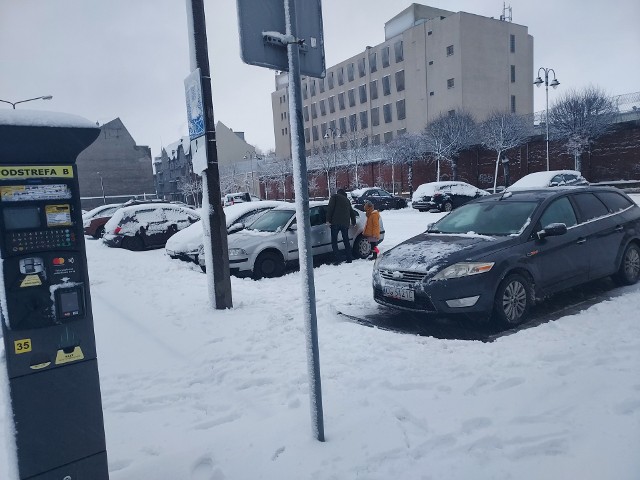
xmin=0 ymin=115 xmax=109 ymax=480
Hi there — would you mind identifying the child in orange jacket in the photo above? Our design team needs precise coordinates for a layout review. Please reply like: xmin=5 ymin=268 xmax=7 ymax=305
xmin=362 ymin=201 xmax=381 ymax=260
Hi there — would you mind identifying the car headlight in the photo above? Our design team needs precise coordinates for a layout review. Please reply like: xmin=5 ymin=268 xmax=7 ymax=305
xmin=432 ymin=262 xmax=494 ymax=280
xmin=228 ymin=248 xmax=248 ymax=257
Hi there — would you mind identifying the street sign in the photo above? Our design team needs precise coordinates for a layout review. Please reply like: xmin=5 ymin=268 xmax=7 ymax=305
xmin=237 ymin=0 xmax=325 ymax=78
xmin=184 ymin=69 xmax=205 ymax=140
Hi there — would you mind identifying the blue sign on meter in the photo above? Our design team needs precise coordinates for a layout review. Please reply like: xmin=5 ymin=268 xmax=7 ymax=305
xmin=184 ymin=69 xmax=205 ymax=140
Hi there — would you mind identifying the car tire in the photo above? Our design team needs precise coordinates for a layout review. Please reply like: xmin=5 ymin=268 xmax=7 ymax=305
xmin=613 ymin=242 xmax=640 ymax=286
xmin=93 ymin=225 xmax=105 ymax=239
xmin=253 ymin=251 xmax=285 ymax=279
xmin=443 ymin=201 xmax=453 ymax=212
xmin=122 ymin=235 xmax=145 ymax=251
xmin=353 ymin=235 xmax=372 ymax=259
xmin=418 ymin=208 xmax=426 ymax=212
xmin=493 ymin=273 xmax=531 ymax=327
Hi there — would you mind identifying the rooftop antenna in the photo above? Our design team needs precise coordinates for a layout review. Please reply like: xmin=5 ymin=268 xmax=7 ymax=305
xmin=500 ymin=2 xmax=512 ymax=22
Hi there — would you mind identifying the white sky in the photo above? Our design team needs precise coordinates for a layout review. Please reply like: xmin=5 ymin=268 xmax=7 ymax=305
xmin=1 ymin=0 xmax=639 ymax=159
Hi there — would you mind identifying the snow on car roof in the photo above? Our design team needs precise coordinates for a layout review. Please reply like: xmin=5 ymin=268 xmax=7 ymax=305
xmin=508 ymin=170 xmax=584 ymax=190
xmin=223 ymin=200 xmax=287 ymax=220
xmin=349 ymin=187 xmax=373 ymax=197
xmin=412 ymin=181 xmax=480 ymax=200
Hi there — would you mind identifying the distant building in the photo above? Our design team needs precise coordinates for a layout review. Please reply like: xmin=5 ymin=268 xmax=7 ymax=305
xmin=76 ymin=118 xmax=155 ymax=210
xmin=271 ymin=3 xmax=534 ymax=159
xmin=154 ymin=121 xmax=258 ymax=202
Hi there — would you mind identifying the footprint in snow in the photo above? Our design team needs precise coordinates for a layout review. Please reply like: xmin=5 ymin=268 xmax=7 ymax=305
xmin=191 ymin=455 xmax=225 ymax=480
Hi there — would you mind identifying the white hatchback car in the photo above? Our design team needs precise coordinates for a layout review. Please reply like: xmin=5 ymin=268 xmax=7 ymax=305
xmin=199 ymin=201 xmax=384 ymax=278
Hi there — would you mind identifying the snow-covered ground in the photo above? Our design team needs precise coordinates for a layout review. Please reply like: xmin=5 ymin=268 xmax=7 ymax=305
xmin=2 ymin=199 xmax=640 ymax=479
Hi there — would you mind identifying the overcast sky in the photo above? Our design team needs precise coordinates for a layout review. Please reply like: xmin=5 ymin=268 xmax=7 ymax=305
xmin=1 ymin=0 xmax=638 ymax=158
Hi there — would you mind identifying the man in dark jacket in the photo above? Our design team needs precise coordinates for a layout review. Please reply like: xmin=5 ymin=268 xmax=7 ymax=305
xmin=326 ymin=188 xmax=356 ymax=264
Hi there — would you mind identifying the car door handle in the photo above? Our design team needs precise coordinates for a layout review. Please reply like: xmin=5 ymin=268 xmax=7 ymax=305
xmin=615 ymin=225 xmax=624 ymax=232
xmin=576 ymin=238 xmax=587 ymax=244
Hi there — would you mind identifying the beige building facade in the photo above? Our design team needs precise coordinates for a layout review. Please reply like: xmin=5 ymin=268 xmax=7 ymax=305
xmin=271 ymin=3 xmax=534 ymax=159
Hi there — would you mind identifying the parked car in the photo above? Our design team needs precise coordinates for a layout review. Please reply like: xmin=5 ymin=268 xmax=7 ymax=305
xmin=222 ymin=192 xmax=260 ymax=206
xmin=374 ymin=186 xmax=640 ymax=326
xmin=507 ymin=170 xmax=588 ymax=191
xmin=349 ymin=187 xmax=407 ymax=211
xmin=199 ymin=201 xmax=385 ymax=278
xmin=165 ymin=201 xmax=288 ymax=264
xmin=412 ymin=181 xmax=488 ymax=212
xmin=82 ymin=203 xmax=123 ymax=238
xmin=103 ymin=203 xmax=199 ymax=251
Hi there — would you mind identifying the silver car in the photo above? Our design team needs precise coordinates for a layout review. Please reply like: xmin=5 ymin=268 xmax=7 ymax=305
xmin=199 ymin=201 xmax=384 ymax=278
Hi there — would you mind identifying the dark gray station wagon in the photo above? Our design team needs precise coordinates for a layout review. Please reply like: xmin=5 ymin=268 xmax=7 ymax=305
xmin=373 ymin=186 xmax=640 ymax=326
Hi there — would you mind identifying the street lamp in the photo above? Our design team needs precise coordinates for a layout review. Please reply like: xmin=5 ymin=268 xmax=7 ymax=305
xmin=96 ymin=172 xmax=106 ymax=205
xmin=534 ymin=68 xmax=560 ymax=171
xmin=243 ymin=151 xmax=262 ymax=197
xmin=0 ymin=95 xmax=53 ymax=109
xmin=323 ymin=128 xmax=341 ymax=194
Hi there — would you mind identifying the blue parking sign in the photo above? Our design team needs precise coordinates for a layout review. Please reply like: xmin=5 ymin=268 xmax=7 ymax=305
xmin=184 ymin=69 xmax=205 ymax=140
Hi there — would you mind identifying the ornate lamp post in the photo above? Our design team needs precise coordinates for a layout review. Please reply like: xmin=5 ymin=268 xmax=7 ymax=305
xmin=534 ymin=68 xmax=560 ymax=171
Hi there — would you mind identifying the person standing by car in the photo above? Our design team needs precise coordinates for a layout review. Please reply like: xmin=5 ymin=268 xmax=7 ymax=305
xmin=362 ymin=200 xmax=381 ymax=260
xmin=327 ymin=188 xmax=356 ymax=264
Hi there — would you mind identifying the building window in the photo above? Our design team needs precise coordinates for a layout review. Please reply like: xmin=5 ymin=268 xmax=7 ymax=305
xmin=395 ymin=70 xmax=405 ymax=92
xmin=319 ymin=99 xmax=326 ymax=116
xmin=312 ymin=125 xmax=319 ymax=141
xmin=311 ymin=103 xmax=317 ymax=119
xmin=347 ymin=63 xmax=355 ymax=82
xmin=382 ymin=75 xmax=391 ymax=96
xmin=349 ymin=114 xmax=357 ymax=132
xmin=446 ymin=45 xmax=454 ymax=56
xmin=361 ymin=136 xmax=369 ymax=147
xmin=358 ymin=57 xmax=366 ymax=78
xmin=305 ymin=127 xmax=310 ymax=143
xmin=510 ymin=65 xmax=516 ymax=83
xmin=382 ymin=46 xmax=390 ymax=68
xmin=329 ymin=119 xmax=336 ymax=131
xmin=447 ymin=78 xmax=455 ymax=89
xmin=372 ymin=134 xmax=381 ymax=145
xmin=319 ymin=78 xmax=325 ymax=93
xmin=338 ymin=92 xmax=345 ymax=110
xmin=384 ymin=131 xmax=393 ymax=143
xmin=328 ymin=72 xmax=334 ymax=89
xmin=303 ymin=105 xmax=309 ymax=122
xmin=284 ymin=111 xmax=287 ymax=119
xmin=359 ymin=84 xmax=367 ymax=104
xmin=383 ymin=103 xmax=392 ymax=123
xmin=360 ymin=111 xmax=368 ymax=129
xmin=394 ymin=40 xmax=404 ymax=62
xmin=428 ymin=60 xmax=433 ymax=66
xmin=339 ymin=117 xmax=347 ymax=134
xmin=303 ymin=83 xmax=308 ymax=100
xmin=511 ymin=95 xmax=516 ymax=113
xmin=397 ymin=128 xmax=407 ymax=136
xmin=371 ymin=107 xmax=380 ymax=126
xmin=429 ymin=91 xmax=434 ymax=96
xmin=321 ymin=123 xmax=327 ymax=137
xmin=310 ymin=80 xmax=316 ymax=96
xmin=369 ymin=51 xmax=377 ymax=73
xmin=348 ymin=88 xmax=356 ymax=107
xmin=370 ymin=80 xmax=379 ymax=100
xmin=427 ymin=30 xmax=432 ymax=36
xmin=328 ymin=96 xmax=335 ymax=113
xmin=338 ymin=67 xmax=344 ymax=86
xmin=396 ymin=99 xmax=406 ymax=120
xmin=448 ymin=109 xmax=455 ymax=116
xmin=510 ymin=34 xmax=516 ymax=53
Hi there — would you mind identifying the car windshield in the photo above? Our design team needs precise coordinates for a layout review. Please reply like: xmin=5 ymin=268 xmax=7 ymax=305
xmin=246 ymin=209 xmax=294 ymax=232
xmin=431 ymin=201 xmax=539 ymax=236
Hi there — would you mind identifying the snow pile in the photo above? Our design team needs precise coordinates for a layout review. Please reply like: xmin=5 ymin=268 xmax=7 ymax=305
xmin=0 ymin=109 xmax=96 ymax=129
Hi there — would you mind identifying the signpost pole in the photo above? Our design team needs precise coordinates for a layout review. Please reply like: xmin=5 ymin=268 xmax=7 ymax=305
xmin=284 ymin=0 xmax=325 ymax=442
xmin=186 ymin=0 xmax=233 ymax=309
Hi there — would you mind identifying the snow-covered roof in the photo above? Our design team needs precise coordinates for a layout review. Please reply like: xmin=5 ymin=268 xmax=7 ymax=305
xmin=0 ymin=109 xmax=96 ymax=128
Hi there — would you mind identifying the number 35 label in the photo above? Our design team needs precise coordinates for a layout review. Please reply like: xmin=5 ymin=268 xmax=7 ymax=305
xmin=14 ymin=339 xmax=32 ymax=354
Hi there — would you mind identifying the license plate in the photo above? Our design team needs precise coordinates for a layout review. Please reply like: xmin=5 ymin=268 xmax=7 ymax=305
xmin=382 ymin=284 xmax=415 ymax=301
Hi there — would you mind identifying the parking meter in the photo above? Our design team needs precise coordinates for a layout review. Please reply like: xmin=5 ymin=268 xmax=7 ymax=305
xmin=0 ymin=111 xmax=109 ymax=479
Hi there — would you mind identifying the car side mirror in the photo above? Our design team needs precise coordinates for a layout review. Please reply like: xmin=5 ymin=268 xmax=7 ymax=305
xmin=289 ymin=223 xmax=298 ymax=231
xmin=228 ymin=222 xmax=245 ymax=234
xmin=536 ymin=222 xmax=567 ymax=240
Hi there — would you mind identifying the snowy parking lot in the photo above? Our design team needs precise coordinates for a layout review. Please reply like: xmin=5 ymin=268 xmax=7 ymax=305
xmin=2 ymin=199 xmax=640 ymax=479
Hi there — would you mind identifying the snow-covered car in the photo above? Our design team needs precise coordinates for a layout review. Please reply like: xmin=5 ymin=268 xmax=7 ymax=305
xmin=222 ymin=192 xmax=260 ymax=206
xmin=374 ymin=186 xmax=640 ymax=326
xmin=412 ymin=181 xmax=488 ymax=212
xmin=199 ymin=201 xmax=385 ymax=278
xmin=103 ymin=203 xmax=199 ymax=251
xmin=507 ymin=170 xmax=588 ymax=191
xmin=82 ymin=203 xmax=123 ymax=238
xmin=165 ymin=201 xmax=288 ymax=264
xmin=349 ymin=187 xmax=407 ymax=211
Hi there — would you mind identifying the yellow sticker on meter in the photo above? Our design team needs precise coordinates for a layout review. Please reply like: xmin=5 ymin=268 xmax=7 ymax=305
xmin=20 ymin=275 xmax=42 ymax=287
xmin=14 ymin=339 xmax=32 ymax=354
xmin=55 ymin=346 xmax=84 ymax=365
xmin=0 ymin=166 xmax=73 ymax=179
xmin=45 ymin=204 xmax=72 ymax=226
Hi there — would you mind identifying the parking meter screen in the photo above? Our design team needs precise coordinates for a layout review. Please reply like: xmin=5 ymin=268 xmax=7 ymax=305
xmin=59 ymin=290 xmax=82 ymax=317
xmin=3 ymin=206 xmax=41 ymax=230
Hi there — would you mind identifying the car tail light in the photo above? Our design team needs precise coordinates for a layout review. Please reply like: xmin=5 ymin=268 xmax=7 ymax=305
xmin=433 ymin=192 xmax=443 ymax=198
xmin=114 ymin=226 xmax=122 ymax=234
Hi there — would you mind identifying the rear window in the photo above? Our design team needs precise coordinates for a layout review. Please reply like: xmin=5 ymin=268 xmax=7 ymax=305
xmin=595 ymin=191 xmax=634 ymax=213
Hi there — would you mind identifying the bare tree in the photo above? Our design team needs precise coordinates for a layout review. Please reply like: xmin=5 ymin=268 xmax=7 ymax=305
xmin=177 ymin=175 xmax=203 ymax=207
xmin=310 ymin=144 xmax=338 ymax=197
xmin=384 ymin=132 xmax=426 ymax=196
xmin=423 ymin=110 xmax=477 ymax=181
xmin=341 ymin=129 xmax=370 ymax=188
xmin=549 ymin=86 xmax=617 ymax=173
xmin=480 ymin=111 xmax=532 ymax=191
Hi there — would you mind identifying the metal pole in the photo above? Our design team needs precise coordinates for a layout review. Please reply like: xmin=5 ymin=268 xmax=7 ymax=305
xmin=545 ymin=73 xmax=550 ymax=171
xmin=186 ymin=0 xmax=233 ymax=309
xmin=285 ymin=0 xmax=325 ymax=442
xmin=98 ymin=173 xmax=106 ymax=204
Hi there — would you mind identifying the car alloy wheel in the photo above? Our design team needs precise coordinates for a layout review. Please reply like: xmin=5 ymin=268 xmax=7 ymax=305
xmin=93 ymin=225 xmax=105 ymax=239
xmin=494 ymin=274 xmax=530 ymax=327
xmin=443 ymin=201 xmax=453 ymax=212
xmin=614 ymin=243 xmax=640 ymax=285
xmin=353 ymin=235 xmax=372 ymax=259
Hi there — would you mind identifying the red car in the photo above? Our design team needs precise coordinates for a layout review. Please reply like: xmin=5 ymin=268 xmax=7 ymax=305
xmin=82 ymin=203 xmax=122 ymax=238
